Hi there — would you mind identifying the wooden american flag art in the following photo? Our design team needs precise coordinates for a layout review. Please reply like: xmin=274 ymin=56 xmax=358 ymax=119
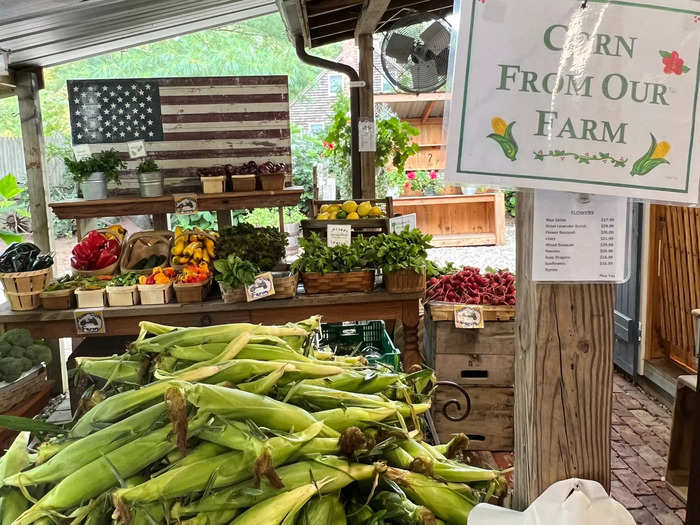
xmin=67 ymin=76 xmax=292 ymax=195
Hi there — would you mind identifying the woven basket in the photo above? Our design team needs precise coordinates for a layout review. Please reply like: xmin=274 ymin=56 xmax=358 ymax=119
xmin=73 ymin=228 xmax=126 ymax=277
xmin=120 ymin=230 xmax=173 ymax=275
xmin=301 ymin=270 xmax=375 ymax=294
xmin=384 ymin=269 xmax=426 ymax=293
xmin=260 ymin=173 xmax=285 ymax=191
xmin=0 ymin=267 xmax=52 ymax=311
xmin=40 ymin=288 xmax=76 ymax=310
xmin=174 ymin=278 xmax=212 ymax=304
xmin=220 ymin=283 xmax=247 ymax=304
xmin=0 ymin=365 xmax=47 ymax=413
xmin=262 ymin=272 xmax=299 ymax=300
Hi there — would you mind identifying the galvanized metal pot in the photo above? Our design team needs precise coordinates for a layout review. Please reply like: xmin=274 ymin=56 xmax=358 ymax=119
xmin=80 ymin=172 xmax=108 ymax=200
xmin=138 ymin=171 xmax=164 ymax=197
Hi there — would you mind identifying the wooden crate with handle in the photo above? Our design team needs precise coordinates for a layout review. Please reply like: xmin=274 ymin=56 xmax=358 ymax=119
xmin=301 ymin=198 xmax=393 ymax=239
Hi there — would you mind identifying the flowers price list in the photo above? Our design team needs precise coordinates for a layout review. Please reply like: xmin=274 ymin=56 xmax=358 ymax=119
xmin=532 ymin=190 xmax=628 ymax=282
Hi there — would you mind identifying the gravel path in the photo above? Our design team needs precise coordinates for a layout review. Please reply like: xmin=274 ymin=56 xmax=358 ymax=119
xmin=427 ymin=217 xmax=516 ymax=272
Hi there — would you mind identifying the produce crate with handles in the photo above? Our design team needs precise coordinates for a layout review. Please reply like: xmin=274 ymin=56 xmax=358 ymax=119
xmin=301 ymin=198 xmax=393 ymax=240
xmin=320 ymin=320 xmax=401 ymax=370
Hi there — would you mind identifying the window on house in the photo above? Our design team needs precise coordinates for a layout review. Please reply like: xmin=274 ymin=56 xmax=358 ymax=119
xmin=309 ymin=123 xmax=324 ymax=134
xmin=329 ymin=74 xmax=343 ymax=94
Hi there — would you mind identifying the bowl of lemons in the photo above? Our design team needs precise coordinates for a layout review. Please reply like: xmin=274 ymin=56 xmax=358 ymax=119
xmin=315 ymin=200 xmax=384 ymax=221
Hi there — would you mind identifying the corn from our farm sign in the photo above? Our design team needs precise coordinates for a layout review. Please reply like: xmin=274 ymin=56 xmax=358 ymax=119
xmin=446 ymin=0 xmax=700 ymax=203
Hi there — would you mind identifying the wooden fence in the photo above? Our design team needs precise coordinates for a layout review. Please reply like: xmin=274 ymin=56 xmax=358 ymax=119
xmin=646 ymin=204 xmax=700 ymax=372
xmin=0 ymin=135 xmax=68 ymax=187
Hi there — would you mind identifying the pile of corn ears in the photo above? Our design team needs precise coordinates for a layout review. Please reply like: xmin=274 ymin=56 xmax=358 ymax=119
xmin=0 ymin=316 xmax=508 ymax=525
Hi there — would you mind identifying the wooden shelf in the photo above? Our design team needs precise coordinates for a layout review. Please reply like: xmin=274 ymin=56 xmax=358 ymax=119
xmin=49 ymin=187 xmax=304 ymax=220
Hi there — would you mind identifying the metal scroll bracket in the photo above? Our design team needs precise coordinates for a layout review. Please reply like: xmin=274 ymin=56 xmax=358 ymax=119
xmin=425 ymin=380 xmax=472 ymax=443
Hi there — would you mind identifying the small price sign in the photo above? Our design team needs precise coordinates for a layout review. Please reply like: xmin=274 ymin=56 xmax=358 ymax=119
xmin=454 ymin=305 xmax=484 ymax=329
xmin=327 ymin=224 xmax=351 ymax=247
xmin=173 ymin=194 xmax=198 ymax=215
xmin=74 ymin=309 xmax=106 ymax=335
xmin=127 ymin=140 xmax=147 ymax=159
xmin=246 ymin=272 xmax=276 ymax=302
xmin=389 ymin=214 xmax=417 ymax=234
xmin=72 ymin=144 xmax=92 ymax=160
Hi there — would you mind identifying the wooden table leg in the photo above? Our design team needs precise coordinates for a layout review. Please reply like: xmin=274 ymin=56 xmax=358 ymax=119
xmin=278 ymin=206 xmax=285 ymax=233
xmin=401 ymin=299 xmax=422 ymax=370
xmin=217 ymin=210 xmax=232 ymax=230
xmin=152 ymin=213 xmax=168 ymax=231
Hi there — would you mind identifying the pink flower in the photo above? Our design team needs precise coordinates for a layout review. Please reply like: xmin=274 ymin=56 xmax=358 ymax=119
xmin=662 ymin=51 xmax=685 ymax=75
xmin=404 ymin=181 xmax=411 ymax=190
xmin=406 ymin=171 xmax=416 ymax=180
xmin=429 ymin=170 xmax=438 ymax=180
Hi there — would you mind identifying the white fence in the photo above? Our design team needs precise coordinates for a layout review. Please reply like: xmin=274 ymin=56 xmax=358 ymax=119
xmin=0 ymin=135 xmax=69 ymax=187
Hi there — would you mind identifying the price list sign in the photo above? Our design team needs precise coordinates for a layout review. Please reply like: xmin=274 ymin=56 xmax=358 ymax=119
xmin=532 ymin=191 xmax=628 ymax=282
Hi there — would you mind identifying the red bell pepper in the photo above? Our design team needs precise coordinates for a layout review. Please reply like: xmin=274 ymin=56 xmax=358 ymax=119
xmin=84 ymin=231 xmax=106 ymax=251
xmin=94 ymin=250 xmax=117 ymax=270
xmin=103 ymin=239 xmax=121 ymax=256
xmin=71 ymin=256 xmax=88 ymax=270
xmin=72 ymin=243 xmax=92 ymax=261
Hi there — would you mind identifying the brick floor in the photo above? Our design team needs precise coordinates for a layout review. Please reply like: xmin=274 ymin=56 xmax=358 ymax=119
xmin=611 ymin=372 xmax=685 ymax=524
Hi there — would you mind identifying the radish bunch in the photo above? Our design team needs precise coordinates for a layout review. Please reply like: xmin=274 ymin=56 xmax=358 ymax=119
xmin=427 ymin=266 xmax=516 ymax=305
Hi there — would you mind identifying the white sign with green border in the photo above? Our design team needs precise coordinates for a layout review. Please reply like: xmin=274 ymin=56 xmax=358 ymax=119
xmin=446 ymin=0 xmax=700 ymax=203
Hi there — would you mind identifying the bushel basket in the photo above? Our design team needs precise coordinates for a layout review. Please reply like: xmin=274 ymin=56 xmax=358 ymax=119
xmin=0 ymin=267 xmax=52 ymax=311
xmin=262 ymin=272 xmax=298 ymax=300
xmin=174 ymin=278 xmax=213 ymax=304
xmin=301 ymin=270 xmax=375 ymax=294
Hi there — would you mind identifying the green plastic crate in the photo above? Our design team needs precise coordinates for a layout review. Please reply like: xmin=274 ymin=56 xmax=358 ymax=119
xmin=320 ymin=320 xmax=401 ymax=370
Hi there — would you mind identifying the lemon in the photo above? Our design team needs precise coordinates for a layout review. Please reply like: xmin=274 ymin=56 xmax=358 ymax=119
xmin=347 ymin=212 xmax=360 ymax=220
xmin=320 ymin=204 xmax=330 ymax=213
xmin=368 ymin=206 xmax=383 ymax=217
xmin=357 ymin=201 xmax=372 ymax=217
xmin=342 ymin=200 xmax=358 ymax=214
xmin=336 ymin=210 xmax=348 ymax=220
xmin=317 ymin=212 xmax=330 ymax=220
xmin=329 ymin=210 xmax=338 ymax=219
xmin=328 ymin=204 xmax=341 ymax=213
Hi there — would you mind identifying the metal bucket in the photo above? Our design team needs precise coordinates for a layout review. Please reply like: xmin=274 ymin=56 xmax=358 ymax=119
xmin=138 ymin=171 xmax=164 ymax=197
xmin=80 ymin=172 xmax=108 ymax=200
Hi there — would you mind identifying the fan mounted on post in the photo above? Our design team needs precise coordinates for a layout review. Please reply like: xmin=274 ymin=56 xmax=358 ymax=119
xmin=380 ymin=11 xmax=452 ymax=94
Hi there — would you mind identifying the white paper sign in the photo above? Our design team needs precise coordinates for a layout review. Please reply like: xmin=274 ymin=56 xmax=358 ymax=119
xmin=74 ymin=309 xmax=106 ymax=335
xmin=358 ymin=119 xmax=376 ymax=152
xmin=532 ymin=191 xmax=628 ymax=282
xmin=389 ymin=214 xmax=417 ymax=234
xmin=72 ymin=144 xmax=92 ymax=160
xmin=446 ymin=0 xmax=700 ymax=203
xmin=245 ymin=272 xmax=275 ymax=302
xmin=127 ymin=140 xmax=146 ymax=159
xmin=454 ymin=305 xmax=484 ymax=329
xmin=327 ymin=224 xmax=352 ymax=247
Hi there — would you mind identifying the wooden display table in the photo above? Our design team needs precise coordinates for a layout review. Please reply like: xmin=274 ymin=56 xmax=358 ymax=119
xmin=0 ymin=290 xmax=423 ymax=386
xmin=393 ymin=193 xmax=506 ymax=247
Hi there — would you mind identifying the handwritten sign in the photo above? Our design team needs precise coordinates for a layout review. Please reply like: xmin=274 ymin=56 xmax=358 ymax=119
xmin=389 ymin=214 xmax=417 ymax=234
xmin=72 ymin=144 xmax=92 ymax=160
xmin=74 ymin=309 xmax=106 ymax=335
xmin=446 ymin=0 xmax=700 ymax=203
xmin=358 ymin=119 xmax=376 ymax=152
xmin=327 ymin=224 xmax=352 ymax=247
xmin=127 ymin=140 xmax=147 ymax=159
xmin=454 ymin=305 xmax=484 ymax=329
xmin=246 ymin=272 xmax=275 ymax=302
xmin=173 ymin=194 xmax=198 ymax=215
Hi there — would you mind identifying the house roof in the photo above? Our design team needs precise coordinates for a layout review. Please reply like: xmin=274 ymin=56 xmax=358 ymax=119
xmin=0 ymin=0 xmax=277 ymax=68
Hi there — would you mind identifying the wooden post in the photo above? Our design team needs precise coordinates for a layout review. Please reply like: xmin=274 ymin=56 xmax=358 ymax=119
xmin=15 ymin=68 xmax=54 ymax=253
xmin=688 ymin=373 xmax=700 ymax=522
xmin=513 ymin=191 xmax=614 ymax=509
xmin=357 ymin=33 xmax=376 ymax=200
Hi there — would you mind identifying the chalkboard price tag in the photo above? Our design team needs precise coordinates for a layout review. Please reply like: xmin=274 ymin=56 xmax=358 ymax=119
xmin=246 ymin=272 xmax=276 ymax=302
xmin=454 ymin=305 xmax=484 ymax=329
xmin=74 ymin=309 xmax=106 ymax=335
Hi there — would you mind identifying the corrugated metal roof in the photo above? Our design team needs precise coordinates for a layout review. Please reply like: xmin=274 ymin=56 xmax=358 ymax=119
xmin=0 ymin=0 xmax=277 ymax=68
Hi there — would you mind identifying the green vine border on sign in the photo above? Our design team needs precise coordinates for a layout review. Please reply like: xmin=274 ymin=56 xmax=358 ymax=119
xmin=533 ymin=150 xmax=628 ymax=168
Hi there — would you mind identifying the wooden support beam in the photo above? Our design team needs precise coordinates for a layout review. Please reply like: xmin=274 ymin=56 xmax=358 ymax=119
xmin=374 ymin=92 xmax=451 ymax=103
xmin=513 ymin=191 xmax=614 ymax=509
xmin=355 ymin=0 xmax=391 ymax=37
xmin=311 ymin=30 xmax=356 ymax=47
xmin=421 ymin=100 xmax=436 ymax=123
xmin=15 ymin=68 xmax=53 ymax=253
xmin=357 ymin=33 xmax=376 ymax=199
xmin=307 ymin=0 xmax=364 ymax=17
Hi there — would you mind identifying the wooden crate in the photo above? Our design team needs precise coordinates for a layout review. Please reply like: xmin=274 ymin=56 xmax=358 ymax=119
xmin=425 ymin=302 xmax=515 ymax=451
xmin=301 ymin=198 xmax=393 ymax=239
xmin=433 ymin=386 xmax=514 ymax=451
xmin=665 ymin=374 xmax=696 ymax=502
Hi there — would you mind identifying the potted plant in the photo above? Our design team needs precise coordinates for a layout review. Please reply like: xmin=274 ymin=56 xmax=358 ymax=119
xmin=64 ymin=150 xmax=125 ymax=200
xmin=136 ymin=158 xmax=163 ymax=197
xmin=291 ymin=233 xmax=376 ymax=294
xmin=388 ymin=170 xmax=442 ymax=197
xmin=373 ymin=228 xmax=432 ymax=293
xmin=214 ymin=254 xmax=259 ymax=303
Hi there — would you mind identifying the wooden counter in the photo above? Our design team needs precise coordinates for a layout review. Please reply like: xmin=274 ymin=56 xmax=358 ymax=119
xmin=393 ymin=193 xmax=506 ymax=247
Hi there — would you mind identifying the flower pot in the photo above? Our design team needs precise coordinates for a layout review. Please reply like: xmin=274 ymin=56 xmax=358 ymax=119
xmin=80 ymin=172 xmax=108 ymax=200
xmin=440 ymin=184 xmax=463 ymax=195
xmin=400 ymin=188 xmax=423 ymax=197
xmin=384 ymin=269 xmax=426 ymax=293
xmin=137 ymin=171 xmax=164 ymax=197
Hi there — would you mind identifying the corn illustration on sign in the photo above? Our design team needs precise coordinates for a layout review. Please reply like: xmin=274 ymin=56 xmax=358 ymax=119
xmin=446 ymin=0 xmax=700 ymax=204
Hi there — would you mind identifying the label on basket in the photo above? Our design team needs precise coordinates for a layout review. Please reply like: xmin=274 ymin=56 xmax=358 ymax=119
xmin=389 ymin=214 xmax=417 ymax=234
xmin=327 ymin=224 xmax=352 ymax=247
xmin=72 ymin=144 xmax=92 ymax=160
xmin=74 ymin=309 xmax=106 ymax=335
xmin=245 ymin=272 xmax=275 ymax=302
xmin=127 ymin=140 xmax=147 ymax=159
xmin=173 ymin=194 xmax=198 ymax=215
xmin=454 ymin=305 xmax=484 ymax=329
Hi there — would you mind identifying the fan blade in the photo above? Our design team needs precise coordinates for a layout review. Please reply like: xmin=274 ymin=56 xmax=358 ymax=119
xmin=436 ymin=47 xmax=450 ymax=77
xmin=421 ymin=21 xmax=451 ymax=56
xmin=385 ymin=32 xmax=415 ymax=63
xmin=409 ymin=60 xmax=440 ymax=91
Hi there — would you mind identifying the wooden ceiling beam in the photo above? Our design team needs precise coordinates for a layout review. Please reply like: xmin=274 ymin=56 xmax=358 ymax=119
xmin=310 ymin=29 xmax=356 ymax=46
xmin=421 ymin=100 xmax=436 ymax=122
xmin=355 ymin=0 xmax=391 ymax=37
xmin=309 ymin=6 xmax=362 ymax=29
xmin=310 ymin=18 xmax=359 ymax=40
xmin=306 ymin=0 xmax=364 ymax=17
